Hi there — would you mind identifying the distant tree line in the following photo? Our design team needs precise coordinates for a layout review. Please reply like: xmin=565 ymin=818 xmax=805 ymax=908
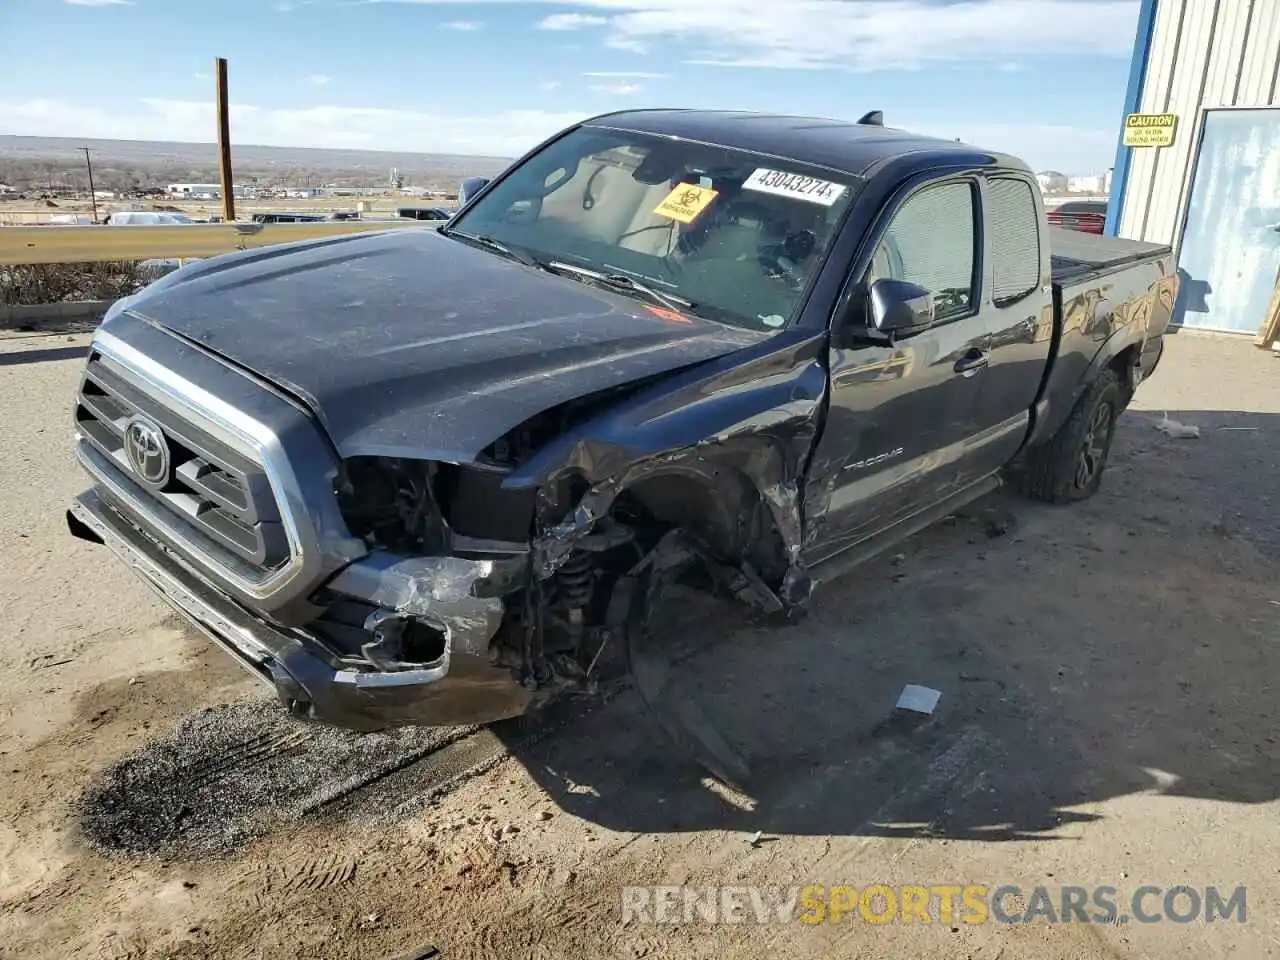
xmin=0 ymin=156 xmax=477 ymax=196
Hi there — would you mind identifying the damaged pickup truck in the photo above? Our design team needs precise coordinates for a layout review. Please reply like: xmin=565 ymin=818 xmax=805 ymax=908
xmin=68 ymin=109 xmax=1177 ymax=777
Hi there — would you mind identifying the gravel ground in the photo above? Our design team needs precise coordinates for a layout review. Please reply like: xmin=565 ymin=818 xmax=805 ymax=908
xmin=0 ymin=327 xmax=1277 ymax=960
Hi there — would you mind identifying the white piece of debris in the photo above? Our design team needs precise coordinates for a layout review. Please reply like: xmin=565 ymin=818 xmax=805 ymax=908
xmin=1154 ymin=414 xmax=1200 ymax=439
xmin=748 ymin=830 xmax=763 ymax=847
xmin=895 ymin=684 xmax=941 ymax=715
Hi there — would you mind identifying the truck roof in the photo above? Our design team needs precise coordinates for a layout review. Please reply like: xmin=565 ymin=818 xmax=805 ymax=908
xmin=584 ymin=108 xmax=1025 ymax=179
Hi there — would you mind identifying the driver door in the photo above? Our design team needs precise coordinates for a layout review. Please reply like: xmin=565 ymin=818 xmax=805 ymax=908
xmin=804 ymin=176 xmax=992 ymax=566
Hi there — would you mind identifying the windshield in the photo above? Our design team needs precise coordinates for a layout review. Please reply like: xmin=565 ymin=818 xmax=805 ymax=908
xmin=446 ymin=125 xmax=860 ymax=332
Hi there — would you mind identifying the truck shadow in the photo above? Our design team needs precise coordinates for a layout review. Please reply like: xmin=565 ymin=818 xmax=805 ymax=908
xmin=71 ymin=410 xmax=1278 ymax=856
xmin=497 ymin=408 xmax=1280 ymax=842
xmin=0 ymin=344 xmax=88 ymax=367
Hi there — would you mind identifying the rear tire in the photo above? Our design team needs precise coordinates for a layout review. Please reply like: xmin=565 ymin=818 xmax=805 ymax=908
xmin=1019 ymin=367 xmax=1122 ymax=504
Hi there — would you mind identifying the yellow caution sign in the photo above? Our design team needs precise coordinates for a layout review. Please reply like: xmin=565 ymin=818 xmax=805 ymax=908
xmin=653 ymin=183 xmax=719 ymax=224
xmin=1123 ymin=113 xmax=1178 ymax=148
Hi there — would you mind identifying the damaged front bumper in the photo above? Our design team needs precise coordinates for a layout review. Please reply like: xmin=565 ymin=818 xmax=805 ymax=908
xmin=67 ymin=488 xmax=533 ymax=731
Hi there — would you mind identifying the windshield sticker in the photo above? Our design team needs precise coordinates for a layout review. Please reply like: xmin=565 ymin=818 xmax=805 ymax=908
xmin=759 ymin=314 xmax=786 ymax=328
xmin=743 ymin=168 xmax=847 ymax=206
xmin=653 ymin=183 xmax=719 ymax=224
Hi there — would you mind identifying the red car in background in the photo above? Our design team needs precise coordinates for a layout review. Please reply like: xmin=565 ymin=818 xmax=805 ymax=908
xmin=1047 ymin=199 xmax=1108 ymax=234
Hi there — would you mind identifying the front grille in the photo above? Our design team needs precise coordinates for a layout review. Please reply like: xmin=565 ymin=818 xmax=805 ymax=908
xmin=74 ymin=350 xmax=289 ymax=571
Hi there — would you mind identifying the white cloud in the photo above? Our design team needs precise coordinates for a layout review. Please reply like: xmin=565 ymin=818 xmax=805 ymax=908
xmin=441 ymin=19 xmax=484 ymax=29
xmin=306 ymin=73 xmax=332 ymax=86
xmin=368 ymin=0 xmax=1136 ymax=70
xmin=193 ymin=72 xmax=211 ymax=82
xmin=0 ymin=98 xmax=590 ymax=157
xmin=611 ymin=0 xmax=1137 ymax=70
xmin=540 ymin=80 xmax=562 ymax=91
xmin=537 ymin=13 xmax=607 ymax=29
xmin=64 ymin=0 xmax=133 ymax=5
xmin=605 ymin=36 xmax=648 ymax=54
xmin=589 ymin=82 xmax=643 ymax=95
xmin=582 ymin=71 xmax=667 ymax=78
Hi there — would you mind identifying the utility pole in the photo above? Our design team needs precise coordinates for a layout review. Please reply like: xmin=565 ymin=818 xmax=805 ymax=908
xmin=215 ymin=57 xmax=236 ymax=222
xmin=82 ymin=147 xmax=99 ymax=223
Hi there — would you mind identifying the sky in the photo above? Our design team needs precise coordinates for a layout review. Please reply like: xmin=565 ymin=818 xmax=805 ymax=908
xmin=0 ymin=0 xmax=1140 ymax=173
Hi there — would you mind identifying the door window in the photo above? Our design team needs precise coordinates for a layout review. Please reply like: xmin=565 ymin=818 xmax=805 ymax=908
xmin=867 ymin=181 xmax=978 ymax=321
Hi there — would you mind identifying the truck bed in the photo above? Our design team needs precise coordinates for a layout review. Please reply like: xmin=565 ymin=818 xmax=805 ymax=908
xmin=1049 ymin=226 xmax=1172 ymax=284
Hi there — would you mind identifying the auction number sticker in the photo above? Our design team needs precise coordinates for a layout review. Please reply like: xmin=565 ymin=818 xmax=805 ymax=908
xmin=743 ymin=168 xmax=847 ymax=206
xmin=653 ymin=183 xmax=719 ymax=223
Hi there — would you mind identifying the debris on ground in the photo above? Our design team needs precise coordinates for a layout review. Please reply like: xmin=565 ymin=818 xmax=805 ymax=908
xmin=895 ymin=684 xmax=942 ymax=715
xmin=1154 ymin=414 xmax=1201 ymax=439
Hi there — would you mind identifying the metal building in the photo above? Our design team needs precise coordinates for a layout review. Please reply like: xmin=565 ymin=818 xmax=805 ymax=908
xmin=1107 ymin=0 xmax=1280 ymax=335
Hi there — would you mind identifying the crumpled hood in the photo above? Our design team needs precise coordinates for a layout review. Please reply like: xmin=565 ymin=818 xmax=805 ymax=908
xmin=124 ymin=227 xmax=764 ymax=460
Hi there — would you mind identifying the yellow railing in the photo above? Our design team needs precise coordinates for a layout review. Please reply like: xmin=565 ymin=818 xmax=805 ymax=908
xmin=0 ymin=220 xmax=427 ymax=266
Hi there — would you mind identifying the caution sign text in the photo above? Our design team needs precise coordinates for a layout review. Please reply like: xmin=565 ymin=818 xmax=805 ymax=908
xmin=1123 ymin=113 xmax=1178 ymax=148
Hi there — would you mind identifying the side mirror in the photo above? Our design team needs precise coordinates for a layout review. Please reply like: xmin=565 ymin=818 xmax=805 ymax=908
xmin=458 ymin=176 xmax=490 ymax=205
xmin=868 ymin=278 xmax=935 ymax=335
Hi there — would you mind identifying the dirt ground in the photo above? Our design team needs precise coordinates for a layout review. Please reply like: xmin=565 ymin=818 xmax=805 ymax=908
xmin=1 ymin=329 xmax=1277 ymax=960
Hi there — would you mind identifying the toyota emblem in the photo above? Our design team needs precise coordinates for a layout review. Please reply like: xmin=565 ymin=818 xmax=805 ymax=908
xmin=123 ymin=415 xmax=170 ymax=486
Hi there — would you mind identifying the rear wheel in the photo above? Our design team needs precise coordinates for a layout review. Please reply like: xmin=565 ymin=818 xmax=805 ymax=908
xmin=1019 ymin=367 xmax=1123 ymax=504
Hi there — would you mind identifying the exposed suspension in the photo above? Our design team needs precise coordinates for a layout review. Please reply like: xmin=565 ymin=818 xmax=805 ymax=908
xmin=555 ymin=550 xmax=594 ymax=608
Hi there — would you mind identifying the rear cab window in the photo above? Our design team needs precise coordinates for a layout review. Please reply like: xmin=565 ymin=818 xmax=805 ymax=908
xmin=986 ymin=177 xmax=1042 ymax=306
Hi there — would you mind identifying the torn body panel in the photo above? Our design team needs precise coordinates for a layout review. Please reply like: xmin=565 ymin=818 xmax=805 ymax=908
xmin=517 ymin=328 xmax=831 ymax=595
xmin=325 ymin=554 xmax=514 ymax=659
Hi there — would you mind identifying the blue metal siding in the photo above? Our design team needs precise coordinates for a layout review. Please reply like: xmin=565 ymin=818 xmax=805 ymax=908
xmin=1116 ymin=0 xmax=1280 ymax=247
xmin=1106 ymin=0 xmax=1161 ymax=235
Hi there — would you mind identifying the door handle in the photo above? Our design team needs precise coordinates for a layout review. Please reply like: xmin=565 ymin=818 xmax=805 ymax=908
xmin=954 ymin=348 xmax=989 ymax=377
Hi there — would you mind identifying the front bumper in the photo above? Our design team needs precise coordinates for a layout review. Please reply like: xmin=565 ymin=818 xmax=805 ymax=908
xmin=68 ymin=488 xmax=533 ymax=731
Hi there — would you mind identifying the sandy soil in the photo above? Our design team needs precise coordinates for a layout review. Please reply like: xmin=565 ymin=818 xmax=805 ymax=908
xmin=1 ymin=329 xmax=1277 ymax=960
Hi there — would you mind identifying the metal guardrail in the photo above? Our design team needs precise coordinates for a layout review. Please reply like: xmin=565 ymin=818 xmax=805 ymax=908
xmin=0 ymin=220 xmax=426 ymax=265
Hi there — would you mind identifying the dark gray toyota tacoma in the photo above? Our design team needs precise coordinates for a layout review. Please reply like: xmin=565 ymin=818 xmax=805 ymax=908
xmin=67 ymin=109 xmax=1177 ymax=761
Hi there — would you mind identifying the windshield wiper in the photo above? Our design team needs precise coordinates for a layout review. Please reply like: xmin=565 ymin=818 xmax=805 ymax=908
xmin=546 ymin=261 xmax=695 ymax=313
xmin=447 ymin=231 xmax=545 ymax=269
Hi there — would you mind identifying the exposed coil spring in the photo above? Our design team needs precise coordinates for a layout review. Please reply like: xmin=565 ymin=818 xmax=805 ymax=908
xmin=556 ymin=551 xmax=594 ymax=608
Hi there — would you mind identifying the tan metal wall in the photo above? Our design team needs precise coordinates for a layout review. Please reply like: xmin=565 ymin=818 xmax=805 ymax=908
xmin=1118 ymin=0 xmax=1280 ymax=245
